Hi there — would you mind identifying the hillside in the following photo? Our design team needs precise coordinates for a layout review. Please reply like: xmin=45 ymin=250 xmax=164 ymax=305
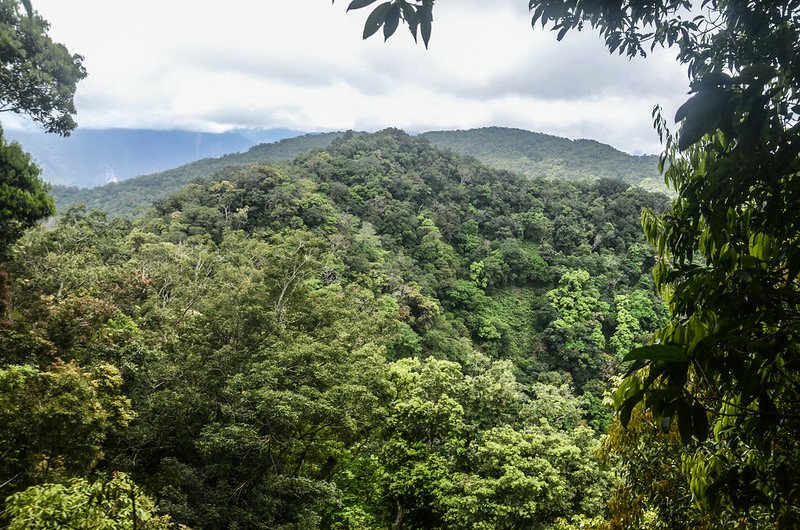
xmin=51 ymin=127 xmax=664 ymax=217
xmin=422 ymin=127 xmax=662 ymax=190
xmin=4 ymin=129 xmax=673 ymax=528
xmin=52 ymin=131 xmax=347 ymax=216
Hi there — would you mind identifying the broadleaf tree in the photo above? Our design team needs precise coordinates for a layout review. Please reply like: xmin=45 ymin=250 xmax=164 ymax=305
xmin=0 ymin=0 xmax=85 ymax=309
xmin=338 ymin=0 xmax=800 ymax=522
xmin=0 ymin=0 xmax=86 ymax=135
xmin=0 ymin=128 xmax=53 ymax=259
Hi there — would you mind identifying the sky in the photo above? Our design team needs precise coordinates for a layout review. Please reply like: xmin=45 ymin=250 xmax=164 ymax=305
xmin=9 ymin=0 xmax=691 ymax=155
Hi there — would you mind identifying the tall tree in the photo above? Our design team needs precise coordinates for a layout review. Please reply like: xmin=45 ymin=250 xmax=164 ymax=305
xmin=0 ymin=125 xmax=53 ymax=319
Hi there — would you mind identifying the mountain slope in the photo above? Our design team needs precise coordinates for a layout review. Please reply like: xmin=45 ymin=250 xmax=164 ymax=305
xmin=422 ymin=127 xmax=661 ymax=189
xmin=51 ymin=127 xmax=664 ymax=217
xmin=5 ymin=129 xmax=672 ymax=528
xmin=52 ymin=131 xmax=347 ymax=216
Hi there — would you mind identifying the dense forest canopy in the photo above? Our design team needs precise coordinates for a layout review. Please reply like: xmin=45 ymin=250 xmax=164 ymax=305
xmin=422 ymin=128 xmax=662 ymax=190
xmin=1 ymin=129 xmax=687 ymax=528
xmin=51 ymin=127 xmax=662 ymax=219
xmin=2 ymin=0 xmax=799 ymax=527
xmin=50 ymin=132 xmax=349 ymax=217
xmin=342 ymin=0 xmax=800 ymax=524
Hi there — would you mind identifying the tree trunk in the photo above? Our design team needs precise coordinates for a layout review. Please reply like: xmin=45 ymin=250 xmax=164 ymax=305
xmin=393 ymin=499 xmax=405 ymax=530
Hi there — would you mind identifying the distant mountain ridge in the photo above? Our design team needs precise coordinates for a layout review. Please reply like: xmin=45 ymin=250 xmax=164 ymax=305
xmin=421 ymin=127 xmax=660 ymax=188
xmin=51 ymin=127 xmax=663 ymax=217
xmin=4 ymin=127 xmax=306 ymax=187
xmin=52 ymin=131 xmax=348 ymax=217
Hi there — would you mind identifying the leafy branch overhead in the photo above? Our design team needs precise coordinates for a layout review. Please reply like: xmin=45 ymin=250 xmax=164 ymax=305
xmin=337 ymin=0 xmax=434 ymax=46
xmin=339 ymin=1 xmax=704 ymax=56
xmin=0 ymin=0 xmax=86 ymax=135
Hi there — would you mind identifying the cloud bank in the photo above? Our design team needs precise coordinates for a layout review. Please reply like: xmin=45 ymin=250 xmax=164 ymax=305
xmin=19 ymin=0 xmax=690 ymax=154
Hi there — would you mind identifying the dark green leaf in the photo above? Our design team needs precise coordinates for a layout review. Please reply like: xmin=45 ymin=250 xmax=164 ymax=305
xmin=419 ymin=4 xmax=432 ymax=47
xmin=400 ymin=1 xmax=418 ymax=40
xmin=362 ymin=2 xmax=393 ymax=40
xmin=692 ymin=402 xmax=709 ymax=442
xmin=619 ymin=393 xmax=643 ymax=427
xmin=677 ymin=402 xmax=693 ymax=444
xmin=623 ymin=344 xmax=688 ymax=363
xmin=624 ymin=358 xmax=649 ymax=377
xmin=384 ymin=4 xmax=400 ymax=40
xmin=674 ymin=89 xmax=730 ymax=150
xmin=759 ymin=390 xmax=777 ymax=417
xmin=400 ymin=1 xmax=416 ymax=24
xmin=347 ymin=0 xmax=378 ymax=11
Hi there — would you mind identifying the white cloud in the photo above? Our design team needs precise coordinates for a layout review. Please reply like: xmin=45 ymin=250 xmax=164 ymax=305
xmin=18 ymin=0 xmax=690 ymax=154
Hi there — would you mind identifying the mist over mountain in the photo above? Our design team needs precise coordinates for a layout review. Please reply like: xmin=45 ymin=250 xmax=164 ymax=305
xmin=52 ymin=131 xmax=348 ymax=216
xmin=234 ymin=127 xmax=306 ymax=145
xmin=4 ymin=127 xmax=306 ymax=187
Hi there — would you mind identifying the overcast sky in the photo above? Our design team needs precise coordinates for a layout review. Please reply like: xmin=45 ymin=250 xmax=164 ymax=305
xmin=9 ymin=0 xmax=691 ymax=154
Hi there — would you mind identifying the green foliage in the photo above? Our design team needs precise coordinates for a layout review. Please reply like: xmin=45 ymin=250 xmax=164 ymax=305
xmin=443 ymin=423 xmax=608 ymax=530
xmin=610 ymin=290 xmax=662 ymax=360
xmin=543 ymin=269 xmax=610 ymax=387
xmin=52 ymin=127 xmax=667 ymax=220
xmin=598 ymin=406 xmax=706 ymax=529
xmin=349 ymin=0 xmax=800 ymax=522
xmin=424 ymin=128 xmax=661 ymax=188
xmin=577 ymin=1 xmax=800 ymax=520
xmin=0 ymin=126 xmax=54 ymax=258
xmin=1 ymin=130 xmax=667 ymax=527
xmin=0 ymin=361 xmax=133 ymax=498
xmin=3 ymin=473 xmax=173 ymax=530
xmin=377 ymin=357 xmax=610 ymax=529
xmin=344 ymin=0 xmax=433 ymax=47
xmin=486 ymin=0 xmax=800 ymax=523
xmin=52 ymin=132 xmax=347 ymax=218
xmin=0 ymin=0 xmax=86 ymax=134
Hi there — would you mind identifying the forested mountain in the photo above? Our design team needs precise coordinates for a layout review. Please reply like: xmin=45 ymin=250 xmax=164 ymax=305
xmin=51 ymin=127 xmax=661 ymax=219
xmin=4 ymin=128 xmax=257 ymax=187
xmin=1 ymin=0 xmax=795 ymax=525
xmin=422 ymin=127 xmax=661 ymax=189
xmin=1 ymin=129 xmax=718 ymax=529
xmin=234 ymin=127 xmax=306 ymax=145
xmin=52 ymin=131 xmax=347 ymax=216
